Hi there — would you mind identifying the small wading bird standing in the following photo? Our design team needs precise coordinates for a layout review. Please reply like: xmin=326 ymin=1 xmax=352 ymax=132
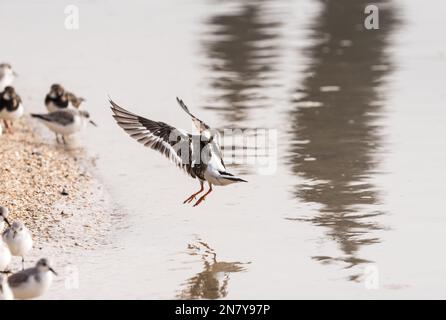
xmin=0 ymin=86 xmax=24 ymax=134
xmin=7 ymin=258 xmax=57 ymax=300
xmin=2 ymin=221 xmax=33 ymax=270
xmin=109 ymin=97 xmax=247 ymax=207
xmin=31 ymin=109 xmax=97 ymax=144
xmin=45 ymin=83 xmax=85 ymax=113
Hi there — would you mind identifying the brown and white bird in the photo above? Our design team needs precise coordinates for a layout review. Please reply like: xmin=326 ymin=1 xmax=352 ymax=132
xmin=0 ymin=86 xmax=24 ymax=134
xmin=45 ymin=84 xmax=85 ymax=113
xmin=109 ymin=97 xmax=246 ymax=207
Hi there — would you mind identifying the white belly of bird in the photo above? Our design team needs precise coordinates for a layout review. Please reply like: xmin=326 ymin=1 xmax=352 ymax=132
xmin=44 ymin=116 xmax=82 ymax=135
xmin=0 ymin=104 xmax=24 ymax=120
xmin=3 ymin=233 xmax=32 ymax=257
xmin=12 ymin=273 xmax=53 ymax=299
xmin=204 ymin=155 xmax=235 ymax=186
xmin=0 ymin=243 xmax=12 ymax=271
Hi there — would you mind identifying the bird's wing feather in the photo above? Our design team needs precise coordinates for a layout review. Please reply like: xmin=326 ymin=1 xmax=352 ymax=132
xmin=109 ymin=99 xmax=197 ymax=178
xmin=8 ymin=269 xmax=34 ymax=288
xmin=176 ymin=97 xmax=225 ymax=167
xmin=176 ymin=97 xmax=210 ymax=133
xmin=31 ymin=110 xmax=75 ymax=125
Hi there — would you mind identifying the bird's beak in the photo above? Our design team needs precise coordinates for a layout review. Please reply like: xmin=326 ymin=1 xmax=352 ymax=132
xmin=49 ymin=268 xmax=58 ymax=276
xmin=89 ymin=120 xmax=98 ymax=127
xmin=4 ymin=218 xmax=11 ymax=227
xmin=12 ymin=230 xmax=17 ymax=239
xmin=13 ymin=71 xmax=18 ymax=77
xmin=0 ymin=270 xmax=12 ymax=275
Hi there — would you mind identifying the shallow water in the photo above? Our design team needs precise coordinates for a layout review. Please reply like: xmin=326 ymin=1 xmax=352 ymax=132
xmin=2 ymin=0 xmax=446 ymax=299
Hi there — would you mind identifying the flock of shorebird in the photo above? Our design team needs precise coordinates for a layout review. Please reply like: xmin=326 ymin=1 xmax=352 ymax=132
xmin=0 ymin=63 xmax=96 ymax=141
xmin=0 ymin=60 xmax=247 ymax=299
xmin=0 ymin=206 xmax=55 ymax=300
xmin=0 ymin=63 xmax=84 ymax=300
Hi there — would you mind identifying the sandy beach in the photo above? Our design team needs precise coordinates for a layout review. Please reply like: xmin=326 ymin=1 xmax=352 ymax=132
xmin=0 ymin=117 xmax=112 ymax=271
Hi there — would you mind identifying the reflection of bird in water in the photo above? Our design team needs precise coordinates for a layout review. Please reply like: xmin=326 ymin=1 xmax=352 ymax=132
xmin=178 ymin=241 xmax=247 ymax=299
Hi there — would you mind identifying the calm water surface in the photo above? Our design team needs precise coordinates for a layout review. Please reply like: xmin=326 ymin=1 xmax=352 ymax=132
xmin=1 ymin=0 xmax=446 ymax=298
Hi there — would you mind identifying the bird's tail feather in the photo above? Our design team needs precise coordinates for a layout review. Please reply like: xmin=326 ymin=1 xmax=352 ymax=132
xmin=219 ymin=171 xmax=247 ymax=183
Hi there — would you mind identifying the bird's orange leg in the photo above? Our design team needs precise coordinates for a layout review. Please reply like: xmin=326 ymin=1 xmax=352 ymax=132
xmin=3 ymin=119 xmax=11 ymax=133
xmin=4 ymin=120 xmax=12 ymax=134
xmin=193 ymin=184 xmax=213 ymax=207
xmin=183 ymin=181 xmax=204 ymax=204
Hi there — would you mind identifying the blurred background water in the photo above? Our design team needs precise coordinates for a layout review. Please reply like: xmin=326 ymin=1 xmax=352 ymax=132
xmin=1 ymin=0 xmax=446 ymax=298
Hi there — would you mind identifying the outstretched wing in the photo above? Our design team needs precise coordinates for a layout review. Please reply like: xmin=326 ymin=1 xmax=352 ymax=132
xmin=109 ymin=99 xmax=197 ymax=178
xmin=8 ymin=269 xmax=33 ymax=288
xmin=176 ymin=97 xmax=210 ymax=133
xmin=176 ymin=97 xmax=227 ymax=168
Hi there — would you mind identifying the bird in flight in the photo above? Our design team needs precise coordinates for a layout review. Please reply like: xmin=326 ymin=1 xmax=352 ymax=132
xmin=109 ymin=97 xmax=247 ymax=207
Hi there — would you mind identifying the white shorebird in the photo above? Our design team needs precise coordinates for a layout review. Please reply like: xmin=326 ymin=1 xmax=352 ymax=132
xmin=0 ymin=86 xmax=24 ymax=134
xmin=109 ymin=97 xmax=247 ymax=207
xmin=0 ymin=206 xmax=11 ymax=232
xmin=45 ymin=83 xmax=85 ymax=113
xmin=0 ymin=63 xmax=17 ymax=92
xmin=8 ymin=258 xmax=57 ymax=299
xmin=0 ymin=274 xmax=13 ymax=300
xmin=2 ymin=221 xmax=33 ymax=270
xmin=31 ymin=108 xmax=97 ymax=144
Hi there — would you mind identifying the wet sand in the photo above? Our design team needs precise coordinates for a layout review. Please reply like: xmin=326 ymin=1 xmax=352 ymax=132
xmin=0 ymin=117 xmax=112 ymax=272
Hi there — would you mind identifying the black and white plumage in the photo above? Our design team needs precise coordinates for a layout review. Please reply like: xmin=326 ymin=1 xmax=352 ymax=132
xmin=109 ymin=97 xmax=246 ymax=207
xmin=0 ymin=86 xmax=24 ymax=134
xmin=45 ymin=84 xmax=85 ymax=113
